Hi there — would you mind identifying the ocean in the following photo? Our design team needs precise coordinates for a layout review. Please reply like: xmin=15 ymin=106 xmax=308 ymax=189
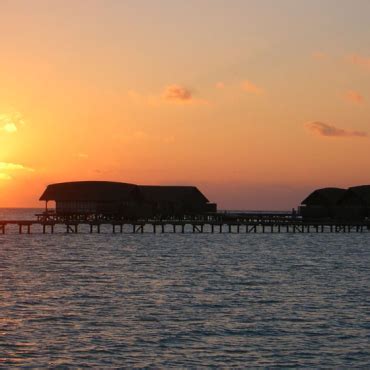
xmin=0 ymin=209 xmax=369 ymax=367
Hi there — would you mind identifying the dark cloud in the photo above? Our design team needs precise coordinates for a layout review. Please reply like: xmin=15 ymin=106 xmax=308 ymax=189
xmin=305 ymin=121 xmax=367 ymax=138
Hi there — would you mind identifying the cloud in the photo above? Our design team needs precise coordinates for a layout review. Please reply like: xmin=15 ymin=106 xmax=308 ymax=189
xmin=0 ymin=162 xmax=34 ymax=181
xmin=348 ymin=54 xmax=370 ymax=70
xmin=1 ymin=123 xmax=18 ymax=133
xmin=305 ymin=121 xmax=367 ymax=138
xmin=0 ymin=162 xmax=34 ymax=171
xmin=241 ymin=80 xmax=264 ymax=95
xmin=0 ymin=173 xmax=12 ymax=180
xmin=162 ymin=85 xmax=193 ymax=102
xmin=128 ymin=85 xmax=208 ymax=106
xmin=0 ymin=112 xmax=25 ymax=133
xmin=345 ymin=90 xmax=364 ymax=105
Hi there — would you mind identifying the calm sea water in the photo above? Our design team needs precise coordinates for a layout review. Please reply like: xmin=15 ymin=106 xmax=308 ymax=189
xmin=0 ymin=209 xmax=369 ymax=367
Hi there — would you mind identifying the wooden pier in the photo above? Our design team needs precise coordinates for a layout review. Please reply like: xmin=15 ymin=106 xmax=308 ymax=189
xmin=0 ymin=217 xmax=369 ymax=235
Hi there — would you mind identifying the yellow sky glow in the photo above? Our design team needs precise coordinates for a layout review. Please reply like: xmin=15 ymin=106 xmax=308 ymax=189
xmin=1 ymin=1 xmax=370 ymax=209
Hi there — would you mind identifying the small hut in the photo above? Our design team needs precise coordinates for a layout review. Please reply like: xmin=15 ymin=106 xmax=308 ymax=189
xmin=39 ymin=181 xmax=141 ymax=219
xmin=299 ymin=187 xmax=346 ymax=220
xmin=335 ymin=185 xmax=370 ymax=220
xmin=138 ymin=185 xmax=216 ymax=218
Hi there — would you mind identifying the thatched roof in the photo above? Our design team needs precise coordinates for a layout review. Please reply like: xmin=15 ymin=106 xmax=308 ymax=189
xmin=139 ymin=185 xmax=209 ymax=204
xmin=40 ymin=181 xmax=139 ymax=202
xmin=339 ymin=185 xmax=370 ymax=206
xmin=301 ymin=187 xmax=346 ymax=206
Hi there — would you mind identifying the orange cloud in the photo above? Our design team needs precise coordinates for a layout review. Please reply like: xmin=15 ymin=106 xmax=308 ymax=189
xmin=305 ymin=121 xmax=367 ymax=138
xmin=348 ymin=54 xmax=370 ymax=70
xmin=162 ymin=85 xmax=193 ymax=102
xmin=215 ymin=82 xmax=225 ymax=89
xmin=345 ymin=90 xmax=364 ymax=105
xmin=241 ymin=80 xmax=264 ymax=95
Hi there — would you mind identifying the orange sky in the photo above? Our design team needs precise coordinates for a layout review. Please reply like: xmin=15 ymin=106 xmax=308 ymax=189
xmin=1 ymin=0 xmax=370 ymax=209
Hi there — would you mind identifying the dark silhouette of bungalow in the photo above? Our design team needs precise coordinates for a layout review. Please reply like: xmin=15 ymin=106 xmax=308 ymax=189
xmin=299 ymin=187 xmax=346 ymax=220
xmin=39 ymin=181 xmax=141 ymax=218
xmin=138 ymin=185 xmax=217 ymax=217
xmin=39 ymin=181 xmax=216 ymax=219
xmin=335 ymin=185 xmax=370 ymax=220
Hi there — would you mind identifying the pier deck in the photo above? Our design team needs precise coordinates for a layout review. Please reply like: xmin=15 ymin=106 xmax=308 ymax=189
xmin=0 ymin=216 xmax=369 ymax=234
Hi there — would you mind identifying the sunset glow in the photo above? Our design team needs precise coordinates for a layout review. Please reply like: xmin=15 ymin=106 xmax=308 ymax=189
xmin=1 ymin=0 xmax=370 ymax=209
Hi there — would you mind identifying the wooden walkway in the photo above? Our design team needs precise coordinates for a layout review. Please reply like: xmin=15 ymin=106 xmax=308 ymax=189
xmin=0 ymin=219 xmax=369 ymax=234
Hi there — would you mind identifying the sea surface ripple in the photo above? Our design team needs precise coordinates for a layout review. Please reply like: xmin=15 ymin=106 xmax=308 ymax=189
xmin=0 ymin=210 xmax=370 ymax=367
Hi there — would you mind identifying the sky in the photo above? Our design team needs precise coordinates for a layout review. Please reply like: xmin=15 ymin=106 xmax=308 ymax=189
xmin=1 ymin=0 xmax=370 ymax=209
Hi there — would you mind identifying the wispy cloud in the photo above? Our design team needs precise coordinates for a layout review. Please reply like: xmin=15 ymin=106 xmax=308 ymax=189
xmin=0 ymin=173 xmax=12 ymax=180
xmin=241 ymin=80 xmax=264 ymax=95
xmin=0 ymin=162 xmax=34 ymax=181
xmin=162 ymin=85 xmax=193 ymax=102
xmin=0 ymin=162 xmax=34 ymax=171
xmin=128 ymin=85 xmax=207 ymax=106
xmin=305 ymin=121 xmax=367 ymax=138
xmin=0 ymin=112 xmax=25 ymax=133
xmin=348 ymin=54 xmax=370 ymax=70
xmin=345 ymin=90 xmax=364 ymax=105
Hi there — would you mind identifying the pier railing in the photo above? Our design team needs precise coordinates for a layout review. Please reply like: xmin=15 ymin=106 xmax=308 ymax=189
xmin=0 ymin=211 xmax=369 ymax=234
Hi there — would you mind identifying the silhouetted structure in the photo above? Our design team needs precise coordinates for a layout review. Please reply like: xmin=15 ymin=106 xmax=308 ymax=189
xmin=336 ymin=185 xmax=370 ymax=220
xmin=40 ymin=181 xmax=141 ymax=218
xmin=300 ymin=185 xmax=370 ymax=221
xmin=139 ymin=185 xmax=216 ymax=217
xmin=299 ymin=187 xmax=346 ymax=220
xmin=39 ymin=181 xmax=216 ymax=220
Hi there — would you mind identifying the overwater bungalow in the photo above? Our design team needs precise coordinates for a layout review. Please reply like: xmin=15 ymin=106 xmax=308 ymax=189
xmin=139 ymin=185 xmax=217 ymax=218
xmin=39 ymin=181 xmax=141 ymax=219
xmin=39 ymin=181 xmax=216 ymax=220
xmin=299 ymin=187 xmax=346 ymax=220
xmin=335 ymin=185 xmax=370 ymax=220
